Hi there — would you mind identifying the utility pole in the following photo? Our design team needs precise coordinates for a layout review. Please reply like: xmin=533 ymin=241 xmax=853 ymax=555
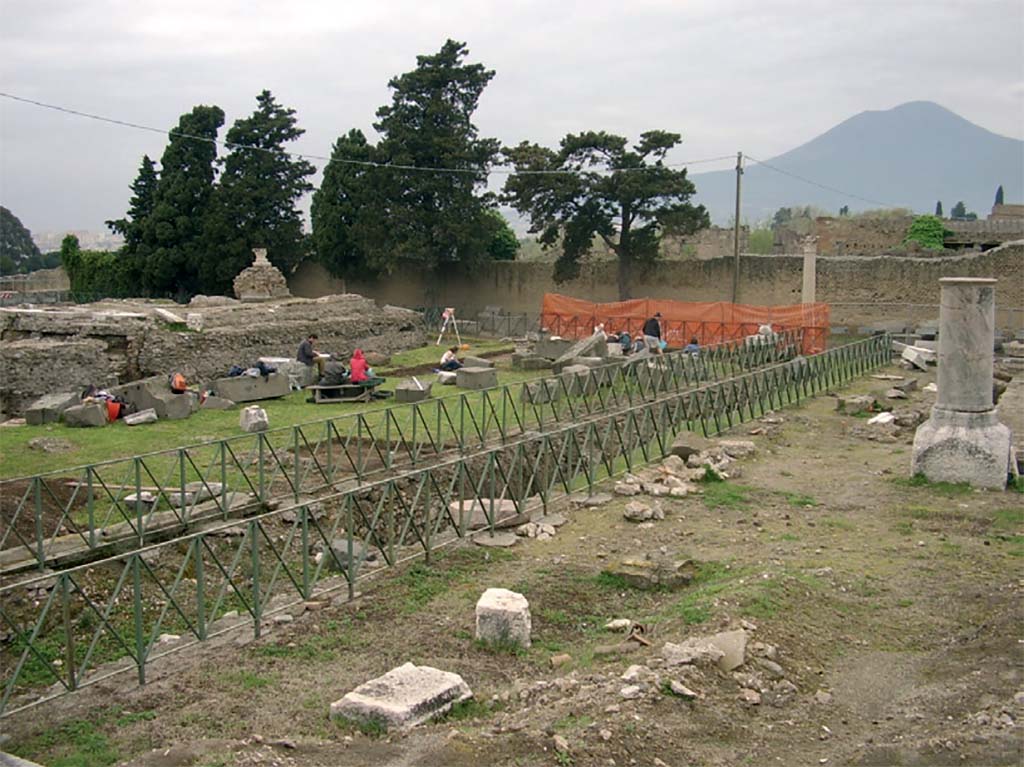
xmin=731 ymin=151 xmax=743 ymax=304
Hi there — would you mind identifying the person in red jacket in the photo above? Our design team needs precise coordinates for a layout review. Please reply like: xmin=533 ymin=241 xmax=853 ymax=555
xmin=349 ymin=349 xmax=369 ymax=383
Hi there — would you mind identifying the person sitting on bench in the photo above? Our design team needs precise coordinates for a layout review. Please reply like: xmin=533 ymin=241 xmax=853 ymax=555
xmin=439 ymin=346 xmax=463 ymax=371
xmin=349 ymin=349 xmax=386 ymax=388
xmin=297 ymin=333 xmax=325 ymax=377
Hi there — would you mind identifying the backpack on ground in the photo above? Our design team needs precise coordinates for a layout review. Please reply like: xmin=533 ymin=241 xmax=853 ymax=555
xmin=169 ymin=372 xmax=187 ymax=393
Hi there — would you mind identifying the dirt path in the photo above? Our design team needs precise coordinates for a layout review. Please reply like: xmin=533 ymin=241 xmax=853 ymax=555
xmin=4 ymin=363 xmax=1022 ymax=767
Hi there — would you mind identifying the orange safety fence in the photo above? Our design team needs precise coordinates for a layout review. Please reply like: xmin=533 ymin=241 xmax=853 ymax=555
xmin=540 ymin=293 xmax=830 ymax=354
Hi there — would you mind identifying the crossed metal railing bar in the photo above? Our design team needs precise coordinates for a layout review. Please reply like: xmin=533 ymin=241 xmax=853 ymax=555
xmin=0 ymin=334 xmax=889 ymax=717
xmin=0 ymin=331 xmax=806 ymax=571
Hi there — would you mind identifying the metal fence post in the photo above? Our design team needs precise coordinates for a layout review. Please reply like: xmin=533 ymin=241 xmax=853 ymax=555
xmin=132 ymin=554 xmax=146 ymax=685
xmin=61 ymin=574 xmax=76 ymax=690
xmin=250 ymin=520 xmax=261 ymax=638
xmin=194 ymin=536 xmax=207 ymax=640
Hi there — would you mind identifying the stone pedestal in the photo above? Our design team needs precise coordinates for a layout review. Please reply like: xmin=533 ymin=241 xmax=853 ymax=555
xmin=800 ymin=237 xmax=817 ymax=304
xmin=475 ymin=588 xmax=531 ymax=649
xmin=912 ymin=278 xmax=1012 ymax=489
xmin=232 ymin=248 xmax=291 ymax=302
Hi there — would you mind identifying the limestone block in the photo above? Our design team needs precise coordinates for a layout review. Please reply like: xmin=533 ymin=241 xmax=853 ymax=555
xmin=573 ymin=356 xmax=606 ymax=368
xmin=461 ymin=356 xmax=494 ymax=368
xmin=602 ymin=554 xmax=696 ymax=590
xmin=24 ymin=392 xmax=79 ymax=425
xmin=259 ymin=357 xmax=313 ymax=390
xmin=395 ymin=381 xmax=432 ymax=403
xmin=329 ymin=662 xmax=472 ymax=729
xmin=112 ymin=376 xmax=198 ymax=420
xmin=534 ymin=337 xmax=574 ymax=360
xmin=1005 ymin=340 xmax=1024 ymax=358
xmin=912 ymin=409 xmax=1011 ymax=490
xmin=552 ymin=332 xmax=608 ymax=370
xmin=447 ymin=499 xmax=529 ymax=530
xmin=607 ymin=342 xmax=623 ymax=357
xmin=124 ymin=408 xmax=158 ymax=426
xmin=239 ymin=405 xmax=269 ymax=433
xmin=998 ymin=379 xmax=1024 ymax=462
xmin=521 ymin=380 xmax=562 ymax=405
xmin=670 ymin=430 xmax=710 ymax=460
xmin=153 ymin=307 xmax=186 ymax=324
xmin=901 ymin=346 xmax=931 ymax=371
xmin=560 ymin=364 xmax=596 ymax=396
xmin=456 ymin=366 xmax=497 ymax=391
xmin=63 ymin=402 xmax=108 ymax=427
xmin=212 ymin=373 xmax=289 ymax=403
xmin=475 ymin=588 xmax=531 ymax=649
xmin=201 ymin=395 xmax=236 ymax=410
xmin=511 ymin=353 xmax=551 ymax=371
xmin=718 ymin=440 xmax=756 ymax=459
xmin=186 ymin=313 xmax=204 ymax=331
xmin=0 ymin=749 xmax=47 ymax=767
xmin=437 ymin=371 xmax=457 ymax=385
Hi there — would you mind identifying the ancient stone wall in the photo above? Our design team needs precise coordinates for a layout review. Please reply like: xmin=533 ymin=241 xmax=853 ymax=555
xmin=290 ymin=242 xmax=1024 ymax=333
xmin=0 ymin=295 xmax=424 ymax=417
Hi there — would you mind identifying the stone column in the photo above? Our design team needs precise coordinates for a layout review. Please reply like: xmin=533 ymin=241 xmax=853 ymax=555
xmin=800 ymin=237 xmax=817 ymax=304
xmin=912 ymin=278 xmax=1012 ymax=489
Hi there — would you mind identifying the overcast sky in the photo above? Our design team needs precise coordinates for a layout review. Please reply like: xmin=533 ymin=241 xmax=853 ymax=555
xmin=1 ymin=0 xmax=1022 ymax=235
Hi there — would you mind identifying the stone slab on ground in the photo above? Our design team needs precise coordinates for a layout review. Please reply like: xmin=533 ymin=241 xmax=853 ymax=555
xmin=708 ymin=629 xmax=748 ymax=672
xmin=329 ymin=662 xmax=472 ymax=730
xmin=901 ymin=346 xmax=933 ymax=370
xmin=395 ymin=380 xmax=432 ymax=403
xmin=0 ymin=750 xmax=47 ymax=767
xmin=461 ymin=356 xmax=494 ymax=368
xmin=153 ymin=307 xmax=186 ymax=324
xmin=552 ymin=332 xmax=608 ymax=370
xmin=534 ymin=337 xmax=574 ymax=360
xmin=472 ymin=532 xmax=518 ymax=548
xmin=447 ymin=499 xmax=529 ymax=530
xmin=211 ymin=372 xmax=290 ymax=403
xmin=456 ymin=366 xmax=498 ymax=391
xmin=475 ymin=588 xmax=531 ymax=649
xmin=511 ymin=353 xmax=551 ymax=371
xmin=437 ymin=371 xmax=457 ymax=385
xmin=603 ymin=554 xmax=696 ymax=590
xmin=670 ymin=430 xmax=710 ymax=460
xmin=24 ymin=392 xmax=79 ymax=425
xmin=200 ymin=395 xmax=236 ymax=410
xmin=111 ymin=375 xmax=198 ymax=420
xmin=124 ymin=408 xmax=158 ymax=426
xmin=62 ymin=402 xmax=108 ymax=427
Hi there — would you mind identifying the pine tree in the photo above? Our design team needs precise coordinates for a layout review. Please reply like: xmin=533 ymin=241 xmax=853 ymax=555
xmin=935 ymin=201 xmax=943 ymax=217
xmin=139 ymin=105 xmax=224 ymax=297
xmin=106 ymin=155 xmax=159 ymax=251
xmin=199 ymin=91 xmax=315 ymax=293
xmin=995 ymin=185 xmax=1004 ymax=206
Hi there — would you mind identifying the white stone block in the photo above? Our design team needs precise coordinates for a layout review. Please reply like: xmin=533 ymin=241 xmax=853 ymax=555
xmin=329 ymin=662 xmax=472 ymax=730
xmin=239 ymin=405 xmax=269 ymax=433
xmin=475 ymin=588 xmax=531 ymax=649
xmin=124 ymin=408 xmax=158 ymax=426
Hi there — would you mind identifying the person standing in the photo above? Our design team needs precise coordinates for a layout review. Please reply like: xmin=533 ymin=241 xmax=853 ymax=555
xmin=642 ymin=312 xmax=664 ymax=356
xmin=297 ymin=333 xmax=325 ymax=376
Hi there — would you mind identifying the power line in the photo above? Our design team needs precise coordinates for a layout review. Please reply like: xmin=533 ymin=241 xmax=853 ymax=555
xmin=0 ymin=91 xmax=735 ymax=177
xmin=744 ymin=154 xmax=899 ymax=209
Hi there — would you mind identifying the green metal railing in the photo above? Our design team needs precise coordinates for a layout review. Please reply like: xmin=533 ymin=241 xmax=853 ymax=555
xmin=0 ymin=334 xmax=889 ymax=717
xmin=1 ymin=332 xmax=804 ymax=571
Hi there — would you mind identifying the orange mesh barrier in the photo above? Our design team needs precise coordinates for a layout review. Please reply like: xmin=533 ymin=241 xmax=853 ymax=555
xmin=540 ymin=294 xmax=830 ymax=354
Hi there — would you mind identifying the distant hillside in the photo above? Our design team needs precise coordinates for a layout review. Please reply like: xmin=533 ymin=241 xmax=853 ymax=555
xmin=691 ymin=101 xmax=1024 ymax=225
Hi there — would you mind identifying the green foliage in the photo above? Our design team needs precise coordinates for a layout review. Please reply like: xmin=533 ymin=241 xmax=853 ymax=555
xmin=137 ymin=105 xmax=225 ymax=298
xmin=200 ymin=91 xmax=315 ymax=293
xmin=60 ymin=235 xmax=134 ymax=300
xmin=702 ymin=482 xmax=753 ymax=509
xmin=486 ymin=209 xmax=519 ymax=261
xmin=903 ymin=215 xmax=949 ymax=250
xmin=995 ymin=185 xmax=1004 ymax=206
xmin=934 ymin=200 xmax=943 ymax=217
xmin=106 ymin=155 xmax=158 ymax=253
xmin=314 ymin=40 xmax=501 ymax=278
xmin=838 ymin=205 xmax=849 ymax=216
xmin=949 ymin=201 xmax=977 ymax=221
xmin=0 ymin=205 xmax=41 ymax=270
xmin=14 ymin=717 xmax=120 ymax=767
xmin=747 ymin=227 xmax=774 ymax=254
xmin=502 ymin=130 xmax=709 ymax=299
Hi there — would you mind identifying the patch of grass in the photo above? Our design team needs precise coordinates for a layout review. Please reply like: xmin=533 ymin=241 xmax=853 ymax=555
xmin=1011 ymin=475 xmax=1024 ymax=494
xmin=699 ymin=466 xmax=725 ymax=483
xmin=821 ymin=516 xmax=855 ymax=531
xmin=114 ymin=710 xmax=157 ymax=726
xmin=893 ymin=474 xmax=973 ymax=497
xmin=893 ymin=521 xmax=914 ymax=536
xmin=221 ymin=670 xmax=272 ymax=690
xmin=702 ymin=483 xmax=753 ymax=510
xmin=992 ymin=507 xmax=1023 ymax=530
xmin=677 ymin=603 xmax=712 ymax=625
xmin=939 ymin=541 xmax=962 ymax=555
xmin=443 ymin=698 xmax=492 ymax=722
xmin=905 ymin=505 xmax=939 ymax=520
xmin=554 ymin=713 xmax=595 ymax=731
xmin=897 ymin=598 xmax=914 ymax=608
xmin=594 ymin=571 xmax=634 ymax=591
xmin=13 ymin=717 xmax=121 ymax=767
xmin=778 ymin=533 xmax=800 ymax=542
xmin=475 ymin=634 xmax=527 ymax=656
xmin=334 ymin=715 xmax=388 ymax=738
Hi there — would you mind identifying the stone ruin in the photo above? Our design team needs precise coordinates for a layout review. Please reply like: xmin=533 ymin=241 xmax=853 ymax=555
xmin=232 ymin=248 xmax=291 ymax=302
xmin=0 ymin=293 xmax=423 ymax=418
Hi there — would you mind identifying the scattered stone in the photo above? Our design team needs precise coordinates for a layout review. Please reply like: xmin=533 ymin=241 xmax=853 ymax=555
xmin=867 ymin=412 xmax=896 ymax=426
xmin=670 ymin=430 xmax=710 ymax=460
xmin=62 ymin=402 xmax=108 ymax=428
xmin=755 ymin=658 xmax=785 ymax=679
xmin=552 ymin=332 xmax=608 ymax=371
xmin=603 ymin=553 xmax=696 ymax=590
xmin=619 ymin=685 xmax=642 ymax=700
xmin=623 ymin=500 xmax=663 ymax=522
xmin=620 ymin=664 xmax=645 ymax=682
xmin=708 ymin=629 xmax=747 ymax=672
xmin=572 ymin=492 xmax=613 ymax=507
xmin=213 ymin=373 xmax=290 ymax=403
xmin=923 ymin=382 xmax=937 ymax=393
xmin=200 ymin=395 xmax=236 ymax=410
xmin=153 ymin=306 xmax=186 ymax=324
xmin=273 ymin=614 xmax=294 ymax=625
xmin=156 ymin=633 xmax=180 ymax=643
xmin=24 ymin=392 xmax=80 ymax=425
xmin=326 ymin=540 xmax=379 ymax=571
xmin=329 ymin=662 xmax=472 ymax=730
xmin=668 ymin=680 xmax=698 ymax=699
xmin=186 ymin=313 xmax=204 ymax=332
xmin=239 ymin=405 xmax=269 ymax=433
xmin=814 ymin=690 xmax=834 ymax=705
xmin=456 ymin=367 xmax=498 ymax=391
xmin=886 ymin=388 xmax=908 ymax=400
xmin=894 ymin=378 xmax=919 ymax=393
xmin=718 ymin=440 xmax=756 ymax=459
xmin=605 ymin=619 xmax=633 ymax=632
xmin=599 ymin=728 xmax=612 ymax=741
xmin=550 ymin=653 xmax=572 ymax=669
xmin=901 ymin=346 xmax=931 ymax=371
xmin=448 ymin=499 xmax=529 ymax=530
xmin=835 ymin=395 xmax=876 ymax=415
xmin=462 ymin=356 xmax=494 ymax=369
xmin=27 ymin=437 xmax=73 ymax=453
xmin=475 ymin=588 xmax=531 ymax=650
xmin=473 ymin=532 xmax=518 ymax=548
xmin=437 ymin=371 xmax=457 ymax=386
xmin=739 ymin=688 xmax=762 ymax=705
xmin=552 ymin=734 xmax=570 ymax=754
xmin=124 ymin=408 xmax=158 ymax=426
xmin=662 ymin=638 xmax=725 ymax=668
xmin=614 ymin=482 xmax=641 ymax=497
xmin=394 ymin=380 xmax=432 ymax=403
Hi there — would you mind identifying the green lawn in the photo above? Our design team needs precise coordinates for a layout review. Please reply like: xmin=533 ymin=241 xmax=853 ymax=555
xmin=0 ymin=338 xmax=521 ymax=479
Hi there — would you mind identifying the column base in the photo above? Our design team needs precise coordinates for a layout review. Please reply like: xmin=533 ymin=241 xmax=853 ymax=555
xmin=911 ymin=408 xmax=1013 ymax=490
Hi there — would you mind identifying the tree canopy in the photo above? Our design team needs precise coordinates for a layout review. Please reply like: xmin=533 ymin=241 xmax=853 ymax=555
xmin=0 ymin=206 xmax=41 ymax=275
xmin=995 ymin=185 xmax=1004 ymax=206
xmin=949 ymin=201 xmax=977 ymax=221
xmin=106 ymin=155 xmax=158 ymax=252
xmin=199 ymin=90 xmax=315 ymax=293
xmin=312 ymin=40 xmax=503 ymax=278
xmin=502 ymin=130 xmax=709 ymax=298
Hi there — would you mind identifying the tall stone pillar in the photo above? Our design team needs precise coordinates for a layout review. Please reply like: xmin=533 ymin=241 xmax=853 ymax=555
xmin=800 ymin=237 xmax=817 ymax=304
xmin=911 ymin=278 xmax=1012 ymax=489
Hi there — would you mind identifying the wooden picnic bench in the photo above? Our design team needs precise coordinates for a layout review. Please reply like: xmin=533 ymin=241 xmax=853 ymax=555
xmin=308 ymin=383 xmax=379 ymax=404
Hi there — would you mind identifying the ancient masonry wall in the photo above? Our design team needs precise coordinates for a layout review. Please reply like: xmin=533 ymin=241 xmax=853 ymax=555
xmin=0 ymin=295 xmax=423 ymax=417
xmin=290 ymin=241 xmax=1024 ymax=331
